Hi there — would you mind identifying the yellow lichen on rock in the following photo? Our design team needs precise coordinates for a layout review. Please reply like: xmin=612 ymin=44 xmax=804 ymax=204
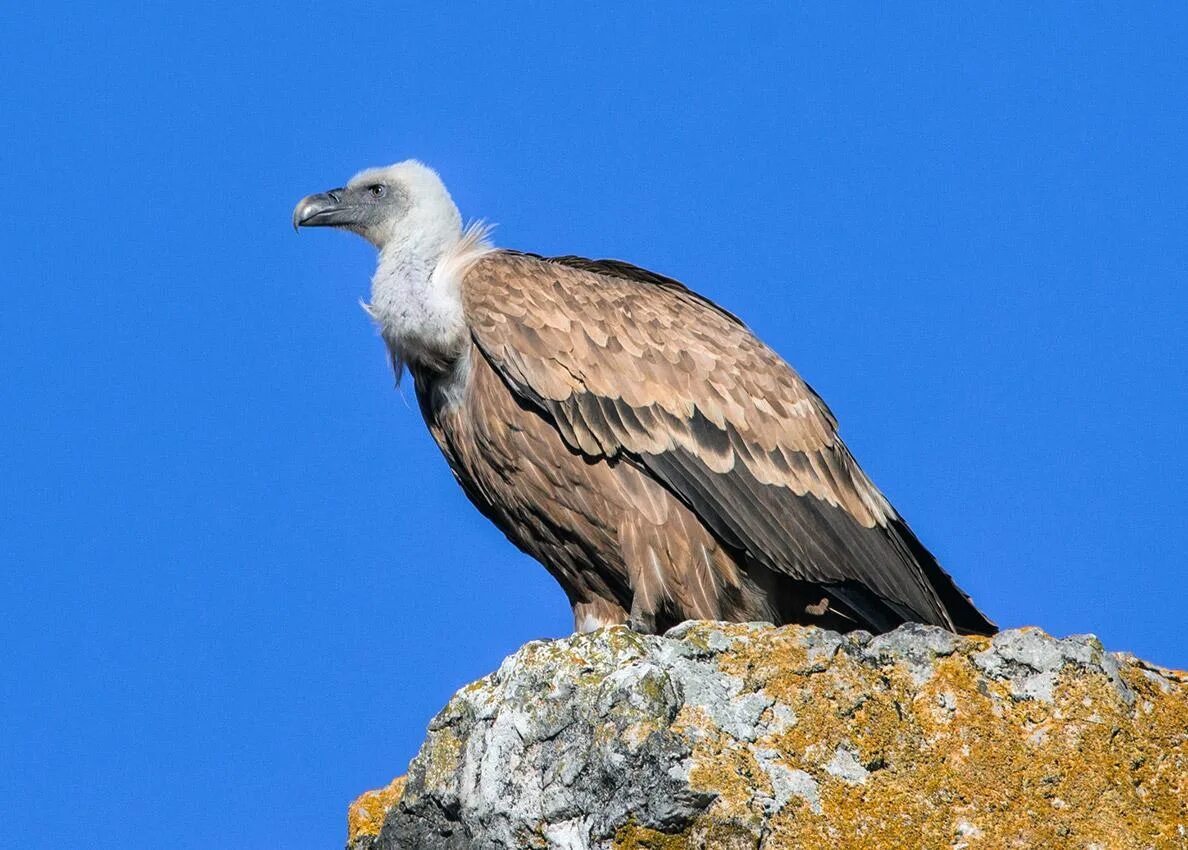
xmin=347 ymin=776 xmax=405 ymax=847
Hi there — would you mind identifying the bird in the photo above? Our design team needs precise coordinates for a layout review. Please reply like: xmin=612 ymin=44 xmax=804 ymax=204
xmin=294 ymin=160 xmax=996 ymax=637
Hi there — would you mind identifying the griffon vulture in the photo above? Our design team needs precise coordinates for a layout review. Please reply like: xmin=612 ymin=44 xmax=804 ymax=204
xmin=294 ymin=161 xmax=995 ymax=636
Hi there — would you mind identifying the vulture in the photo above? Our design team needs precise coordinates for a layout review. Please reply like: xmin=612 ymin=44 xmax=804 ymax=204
xmin=294 ymin=161 xmax=996 ymax=636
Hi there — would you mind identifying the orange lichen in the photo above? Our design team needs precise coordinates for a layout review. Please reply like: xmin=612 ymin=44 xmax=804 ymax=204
xmin=347 ymin=776 xmax=406 ymax=845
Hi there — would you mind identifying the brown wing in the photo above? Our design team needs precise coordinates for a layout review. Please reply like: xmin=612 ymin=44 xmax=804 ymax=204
xmin=462 ymin=251 xmax=995 ymax=635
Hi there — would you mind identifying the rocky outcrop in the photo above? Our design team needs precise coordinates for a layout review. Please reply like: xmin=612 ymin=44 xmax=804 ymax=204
xmin=349 ymin=623 xmax=1187 ymax=849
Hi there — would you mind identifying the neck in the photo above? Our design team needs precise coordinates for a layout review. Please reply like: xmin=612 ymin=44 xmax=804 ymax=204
xmin=368 ymin=224 xmax=463 ymax=370
xmin=374 ymin=235 xmax=455 ymax=312
xmin=363 ymin=207 xmax=496 ymax=376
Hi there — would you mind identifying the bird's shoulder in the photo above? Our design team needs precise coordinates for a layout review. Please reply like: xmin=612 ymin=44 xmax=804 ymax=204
xmin=465 ymin=249 xmax=742 ymax=331
xmin=462 ymin=249 xmax=853 ymax=470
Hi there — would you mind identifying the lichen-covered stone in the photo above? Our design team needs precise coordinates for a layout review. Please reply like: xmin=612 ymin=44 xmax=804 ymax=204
xmin=348 ymin=776 xmax=406 ymax=850
xmin=349 ymin=624 xmax=1188 ymax=849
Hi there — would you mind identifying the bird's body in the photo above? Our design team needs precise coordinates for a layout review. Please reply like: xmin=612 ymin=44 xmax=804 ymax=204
xmin=295 ymin=161 xmax=996 ymax=636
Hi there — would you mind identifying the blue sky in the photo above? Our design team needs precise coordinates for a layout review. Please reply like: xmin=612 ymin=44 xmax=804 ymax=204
xmin=2 ymin=4 xmax=1185 ymax=849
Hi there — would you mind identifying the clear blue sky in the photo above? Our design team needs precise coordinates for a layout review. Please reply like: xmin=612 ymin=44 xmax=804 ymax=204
xmin=2 ymin=4 xmax=1185 ymax=849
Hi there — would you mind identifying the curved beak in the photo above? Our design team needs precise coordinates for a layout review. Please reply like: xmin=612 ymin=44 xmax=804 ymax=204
xmin=292 ymin=188 xmax=351 ymax=231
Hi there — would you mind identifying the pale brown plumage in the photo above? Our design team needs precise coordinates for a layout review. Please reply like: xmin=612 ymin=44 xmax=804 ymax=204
xmin=416 ymin=251 xmax=995 ymax=635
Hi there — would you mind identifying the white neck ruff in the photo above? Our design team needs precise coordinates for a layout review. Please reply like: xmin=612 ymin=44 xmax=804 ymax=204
xmin=364 ymin=222 xmax=494 ymax=372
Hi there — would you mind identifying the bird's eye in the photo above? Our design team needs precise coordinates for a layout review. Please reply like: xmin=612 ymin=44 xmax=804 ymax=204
xmin=368 ymin=184 xmax=386 ymax=198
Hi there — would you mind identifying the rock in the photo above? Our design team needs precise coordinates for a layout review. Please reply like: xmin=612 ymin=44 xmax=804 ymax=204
xmin=348 ymin=777 xmax=406 ymax=850
xmin=347 ymin=624 xmax=1188 ymax=849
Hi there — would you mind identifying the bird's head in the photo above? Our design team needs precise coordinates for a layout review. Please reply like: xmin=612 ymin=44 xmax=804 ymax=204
xmin=293 ymin=160 xmax=462 ymax=252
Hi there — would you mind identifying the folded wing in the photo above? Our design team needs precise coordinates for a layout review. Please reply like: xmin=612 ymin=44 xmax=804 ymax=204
xmin=462 ymin=251 xmax=995 ymax=635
